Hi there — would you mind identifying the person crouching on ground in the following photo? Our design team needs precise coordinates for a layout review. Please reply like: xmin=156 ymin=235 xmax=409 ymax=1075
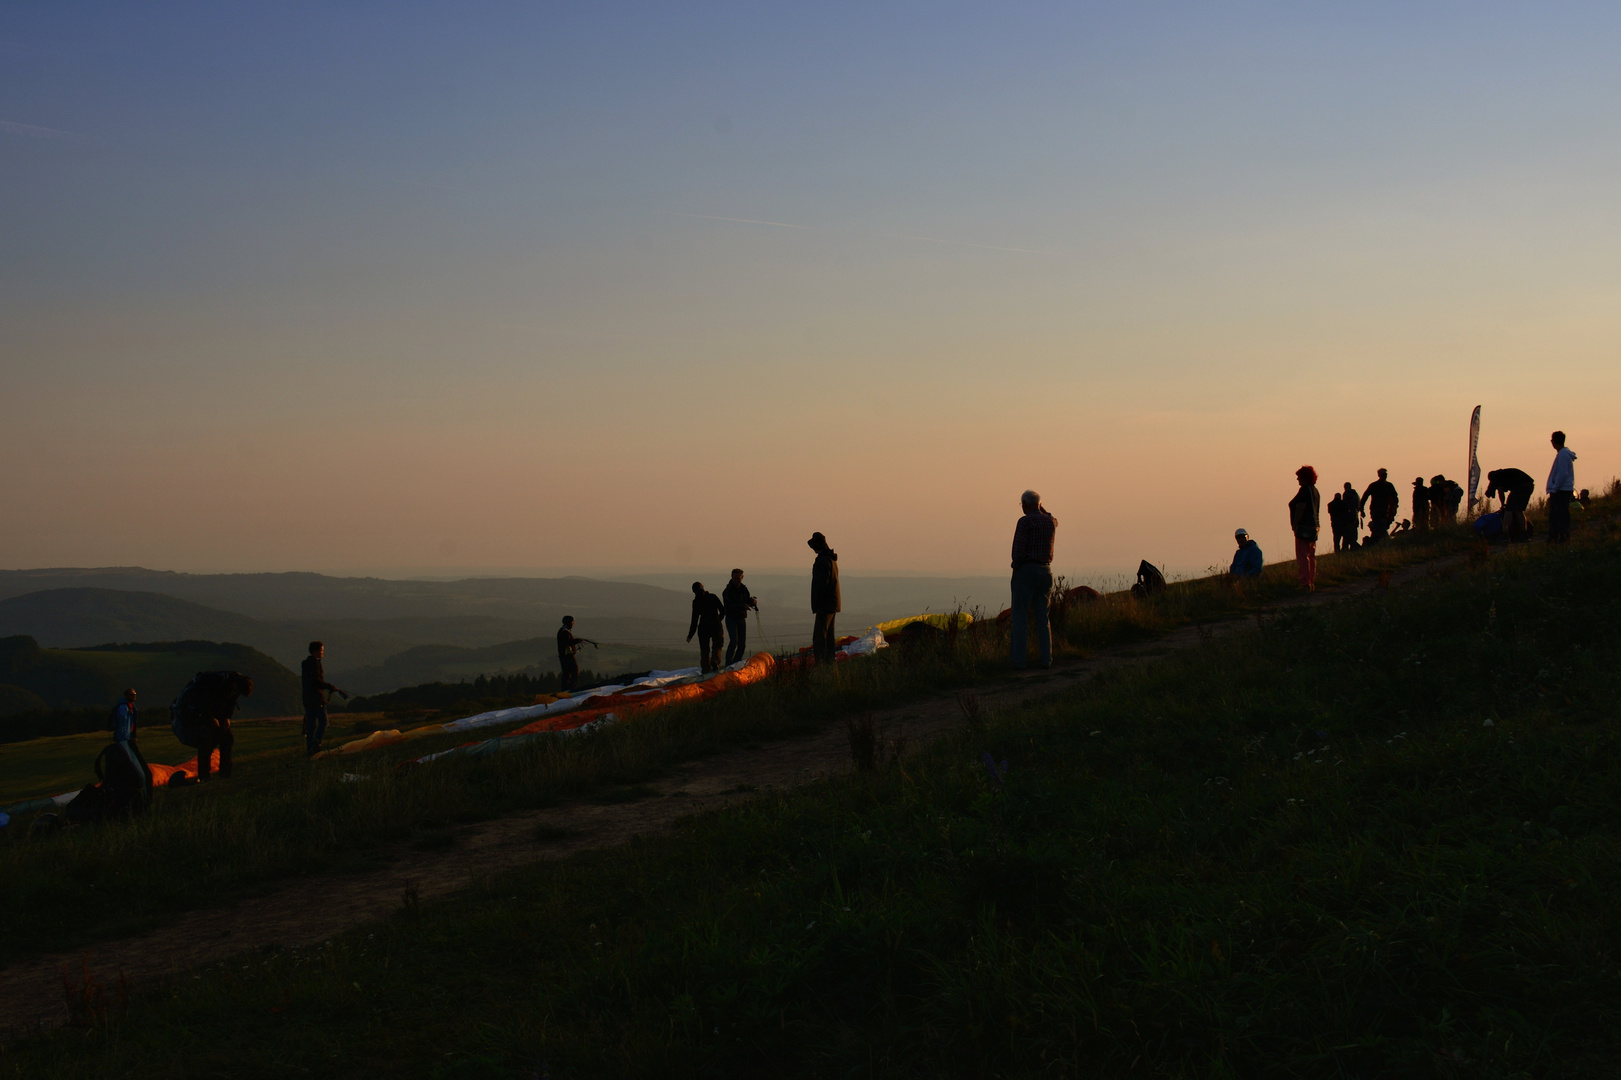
xmin=1289 ymin=466 xmax=1321 ymax=590
xmin=688 ymin=581 xmax=726 ymax=673
xmin=301 ymin=641 xmax=347 ymax=757
xmin=1230 ymin=528 xmax=1263 ymax=580
xmin=1009 ymin=489 xmax=1057 ymax=670
xmin=808 ymin=532 xmax=841 ymax=664
xmin=721 ymin=568 xmax=758 ymax=666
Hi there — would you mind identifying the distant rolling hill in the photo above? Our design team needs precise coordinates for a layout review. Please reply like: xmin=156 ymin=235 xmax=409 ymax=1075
xmin=0 ymin=568 xmax=695 ymax=624
xmin=335 ymin=635 xmax=697 ymax=696
xmin=0 ymin=588 xmax=690 ymax=686
xmin=0 ymin=635 xmax=301 ymax=718
xmin=0 ymin=588 xmax=264 ymax=648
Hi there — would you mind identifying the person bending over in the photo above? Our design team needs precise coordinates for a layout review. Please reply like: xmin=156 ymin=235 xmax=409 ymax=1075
xmin=688 ymin=581 xmax=726 ymax=673
xmin=1485 ymin=467 xmax=1535 ymax=542
xmin=172 ymin=671 xmax=253 ymax=781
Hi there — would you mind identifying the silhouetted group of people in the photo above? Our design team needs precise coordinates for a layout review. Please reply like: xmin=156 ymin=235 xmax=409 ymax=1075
xmin=1269 ymin=429 xmax=1580 ymax=590
xmin=686 ymin=568 xmax=762 ymax=672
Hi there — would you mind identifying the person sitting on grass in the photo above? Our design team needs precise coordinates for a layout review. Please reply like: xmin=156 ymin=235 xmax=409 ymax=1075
xmin=1229 ymin=528 xmax=1263 ymax=579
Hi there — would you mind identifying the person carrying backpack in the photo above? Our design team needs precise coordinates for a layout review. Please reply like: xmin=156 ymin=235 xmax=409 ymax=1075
xmin=170 ymin=671 xmax=253 ymax=781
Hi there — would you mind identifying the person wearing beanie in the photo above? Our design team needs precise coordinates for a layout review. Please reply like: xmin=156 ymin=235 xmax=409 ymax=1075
xmin=1289 ymin=466 xmax=1321 ymax=589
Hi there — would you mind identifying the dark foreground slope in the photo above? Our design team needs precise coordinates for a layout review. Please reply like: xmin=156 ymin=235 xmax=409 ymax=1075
xmin=5 ymin=521 xmax=1620 ymax=1077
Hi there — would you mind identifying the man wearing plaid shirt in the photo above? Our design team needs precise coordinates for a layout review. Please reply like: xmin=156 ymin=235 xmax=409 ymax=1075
xmin=1009 ymin=489 xmax=1057 ymax=669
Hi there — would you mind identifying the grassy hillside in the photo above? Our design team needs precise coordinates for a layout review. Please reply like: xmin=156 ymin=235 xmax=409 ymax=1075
xmin=0 ymin=719 xmax=306 ymax=806
xmin=0 ymin=638 xmax=301 ymax=721
xmin=3 ymin=512 xmax=1616 ymax=1075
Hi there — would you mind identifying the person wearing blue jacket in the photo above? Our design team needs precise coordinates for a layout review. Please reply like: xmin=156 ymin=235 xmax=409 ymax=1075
xmin=111 ymin=688 xmax=138 ymax=743
xmin=1229 ymin=528 xmax=1263 ymax=578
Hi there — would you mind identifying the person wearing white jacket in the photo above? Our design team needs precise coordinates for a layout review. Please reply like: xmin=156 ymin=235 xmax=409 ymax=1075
xmin=1546 ymin=430 xmax=1577 ymax=543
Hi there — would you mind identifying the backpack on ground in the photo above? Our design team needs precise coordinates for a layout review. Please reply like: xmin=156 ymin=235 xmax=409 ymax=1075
xmin=65 ymin=741 xmax=153 ymax=824
xmin=1473 ymin=511 xmax=1504 ymax=540
xmin=1131 ymin=560 xmax=1167 ymax=599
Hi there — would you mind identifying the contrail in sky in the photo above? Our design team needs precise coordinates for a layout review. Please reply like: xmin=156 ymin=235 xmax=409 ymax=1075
xmin=672 ymin=212 xmax=815 ymax=230
xmin=0 ymin=119 xmax=86 ymax=142
xmin=672 ymin=210 xmax=1057 ymax=255
xmin=878 ymin=232 xmax=1060 ymax=256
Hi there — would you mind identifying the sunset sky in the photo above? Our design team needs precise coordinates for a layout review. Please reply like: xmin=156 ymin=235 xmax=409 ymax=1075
xmin=3 ymin=3 xmax=1617 ymax=578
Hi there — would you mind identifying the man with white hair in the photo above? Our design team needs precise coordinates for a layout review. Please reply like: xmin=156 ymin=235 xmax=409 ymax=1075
xmin=1009 ymin=490 xmax=1057 ymax=669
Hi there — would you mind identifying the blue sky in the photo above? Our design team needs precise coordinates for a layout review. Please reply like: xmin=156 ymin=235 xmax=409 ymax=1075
xmin=3 ymin=3 xmax=1617 ymax=573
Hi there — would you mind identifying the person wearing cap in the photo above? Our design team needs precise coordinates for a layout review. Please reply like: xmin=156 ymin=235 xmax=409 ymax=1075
xmin=1009 ymin=489 xmax=1057 ymax=669
xmin=1229 ymin=529 xmax=1263 ymax=578
xmin=1411 ymin=477 xmax=1431 ymax=533
xmin=687 ymin=581 xmax=726 ymax=673
xmin=808 ymin=532 xmax=841 ymax=664
xmin=1289 ymin=466 xmax=1321 ymax=589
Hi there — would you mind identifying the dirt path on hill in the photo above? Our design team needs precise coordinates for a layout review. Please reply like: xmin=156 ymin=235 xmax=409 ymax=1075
xmin=0 ymin=557 xmax=1461 ymax=1035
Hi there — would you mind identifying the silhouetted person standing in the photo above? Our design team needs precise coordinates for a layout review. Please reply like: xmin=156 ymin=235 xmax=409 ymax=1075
xmin=1009 ymin=489 xmax=1057 ymax=669
xmin=1289 ymin=466 xmax=1321 ymax=589
xmin=688 ymin=581 xmax=726 ymax=673
xmin=1327 ymin=489 xmax=1347 ymax=552
xmin=1485 ymin=468 xmax=1535 ymax=542
xmin=301 ymin=641 xmax=347 ymax=757
xmin=1340 ymin=482 xmax=1362 ymax=548
xmin=556 ymin=616 xmax=594 ymax=691
xmin=1547 ymin=430 xmax=1577 ymax=543
xmin=1411 ymin=477 xmax=1431 ymax=532
xmin=1361 ymin=469 xmax=1399 ymax=544
xmin=808 ymin=532 xmax=841 ymax=664
xmin=1429 ymin=475 xmax=1453 ymax=528
xmin=721 ymin=568 xmax=758 ymax=666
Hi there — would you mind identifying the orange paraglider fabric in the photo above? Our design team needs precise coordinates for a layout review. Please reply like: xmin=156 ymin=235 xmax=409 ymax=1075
xmin=148 ymin=749 xmax=222 ymax=786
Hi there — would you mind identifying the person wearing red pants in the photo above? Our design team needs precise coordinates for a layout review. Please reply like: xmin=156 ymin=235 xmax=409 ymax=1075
xmin=1289 ymin=465 xmax=1321 ymax=590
